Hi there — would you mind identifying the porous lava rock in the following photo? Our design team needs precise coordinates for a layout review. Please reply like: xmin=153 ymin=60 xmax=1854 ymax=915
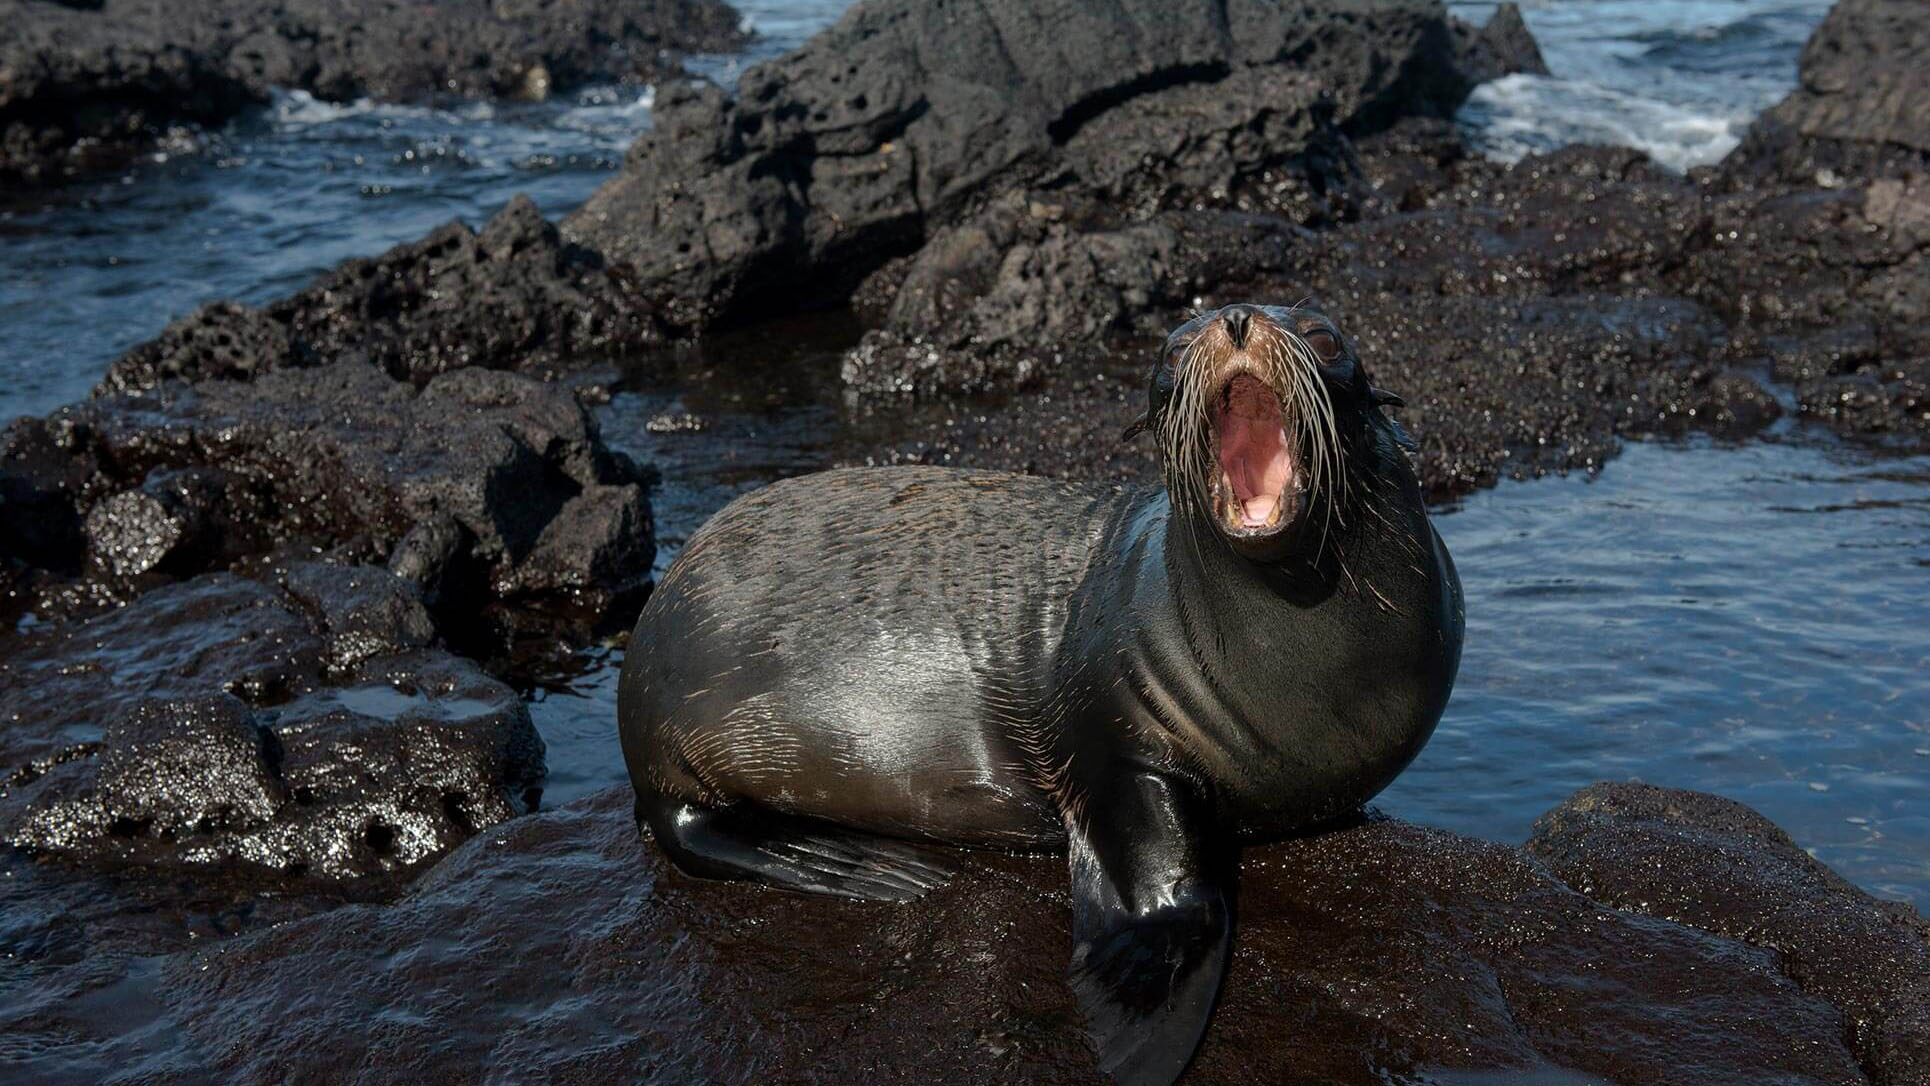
xmin=0 ymin=359 xmax=654 ymax=632
xmin=0 ymin=568 xmax=546 ymax=881
xmin=1677 ymin=172 xmax=1930 ymax=441
xmin=834 ymin=0 xmax=1930 ymax=480
xmin=563 ymin=0 xmax=1540 ymax=331
xmin=845 ymin=115 xmax=1930 ymax=489
xmin=103 ymin=195 xmax=664 ymax=392
xmin=840 ymin=146 xmax=1795 ymax=495
xmin=841 ymin=195 xmax=1307 ymax=398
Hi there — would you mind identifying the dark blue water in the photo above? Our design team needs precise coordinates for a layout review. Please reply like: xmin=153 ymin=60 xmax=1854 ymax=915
xmin=8 ymin=0 xmax=1926 ymax=908
xmin=1390 ymin=439 xmax=1930 ymax=906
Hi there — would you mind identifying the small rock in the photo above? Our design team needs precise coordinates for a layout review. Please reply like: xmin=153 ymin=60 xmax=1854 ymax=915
xmin=0 ymin=568 xmax=543 ymax=881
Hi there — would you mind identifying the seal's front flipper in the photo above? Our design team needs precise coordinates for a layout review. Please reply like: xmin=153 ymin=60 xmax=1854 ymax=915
xmin=1065 ymin=769 xmax=1232 ymax=1086
xmin=639 ymin=794 xmax=950 ymax=902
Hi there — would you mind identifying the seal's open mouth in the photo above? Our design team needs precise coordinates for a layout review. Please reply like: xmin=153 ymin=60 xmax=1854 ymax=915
xmin=1211 ymin=373 xmax=1297 ymax=537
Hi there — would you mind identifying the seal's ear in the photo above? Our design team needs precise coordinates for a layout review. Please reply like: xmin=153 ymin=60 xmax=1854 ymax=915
xmin=1369 ymin=386 xmax=1418 ymax=451
xmin=1386 ymin=416 xmax=1418 ymax=453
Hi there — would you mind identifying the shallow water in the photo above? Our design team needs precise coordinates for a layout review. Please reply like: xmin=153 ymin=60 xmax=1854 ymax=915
xmin=1387 ymin=439 xmax=1930 ymax=906
xmin=6 ymin=0 xmax=1922 ymax=907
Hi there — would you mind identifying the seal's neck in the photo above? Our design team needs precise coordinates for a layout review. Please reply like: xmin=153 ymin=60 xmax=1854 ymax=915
xmin=1162 ymin=505 xmax=1344 ymax=617
xmin=1157 ymin=441 xmax=1433 ymax=643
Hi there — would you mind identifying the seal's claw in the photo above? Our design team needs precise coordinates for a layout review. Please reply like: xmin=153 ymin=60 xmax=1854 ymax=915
xmin=637 ymin=794 xmax=950 ymax=903
xmin=768 ymin=833 xmax=951 ymax=901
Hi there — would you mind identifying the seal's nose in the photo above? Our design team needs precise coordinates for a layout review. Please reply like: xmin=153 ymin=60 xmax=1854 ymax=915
xmin=1220 ymin=304 xmax=1255 ymax=349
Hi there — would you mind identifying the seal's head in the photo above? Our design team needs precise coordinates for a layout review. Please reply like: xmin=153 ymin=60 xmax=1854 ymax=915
xmin=1132 ymin=302 xmax=1410 ymax=560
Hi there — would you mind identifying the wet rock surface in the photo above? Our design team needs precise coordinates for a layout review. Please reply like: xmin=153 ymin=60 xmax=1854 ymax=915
xmin=0 ymin=359 xmax=654 ymax=636
xmin=0 ymin=568 xmax=545 ymax=880
xmin=39 ymin=782 xmax=1894 ymax=1085
xmin=0 ymin=853 xmax=373 ymax=1081
xmin=97 ymin=0 xmax=1925 ymax=489
xmin=841 ymin=195 xmax=1306 ymax=398
xmin=1530 ymin=783 xmax=1930 ymax=1086
xmin=0 ymin=0 xmax=747 ymax=187
xmin=562 ymin=0 xmax=1535 ymax=330
xmin=816 ymin=0 xmax=1925 ymax=481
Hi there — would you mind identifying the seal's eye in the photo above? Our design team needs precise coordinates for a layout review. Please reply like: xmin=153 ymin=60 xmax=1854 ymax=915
xmin=1301 ymin=328 xmax=1340 ymax=363
xmin=1164 ymin=337 xmax=1191 ymax=370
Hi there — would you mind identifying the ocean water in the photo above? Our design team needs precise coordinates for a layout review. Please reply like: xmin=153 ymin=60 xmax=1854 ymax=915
xmin=1389 ymin=439 xmax=1930 ymax=905
xmin=7 ymin=1 xmax=1928 ymax=907
xmin=1448 ymin=0 xmax=1834 ymax=170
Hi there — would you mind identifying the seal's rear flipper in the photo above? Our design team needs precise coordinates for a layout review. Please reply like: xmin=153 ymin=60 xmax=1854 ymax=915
xmin=1065 ymin=769 xmax=1232 ymax=1085
xmin=638 ymin=795 xmax=950 ymax=902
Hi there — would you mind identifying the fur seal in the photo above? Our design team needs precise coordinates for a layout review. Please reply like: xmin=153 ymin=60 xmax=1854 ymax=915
xmin=618 ymin=303 xmax=1464 ymax=1084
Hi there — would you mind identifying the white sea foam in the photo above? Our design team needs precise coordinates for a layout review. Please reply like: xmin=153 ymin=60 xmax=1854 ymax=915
xmin=554 ymin=85 xmax=658 ymax=140
xmin=269 ymin=89 xmax=496 ymax=129
xmin=1448 ymin=0 xmax=1830 ymax=171
xmin=1459 ymin=73 xmax=1749 ymax=172
xmin=260 ymin=85 xmax=653 ymax=170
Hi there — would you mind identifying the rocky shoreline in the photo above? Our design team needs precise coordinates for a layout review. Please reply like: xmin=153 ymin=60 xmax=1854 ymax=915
xmin=6 ymin=781 xmax=1924 ymax=1083
xmin=2 ymin=0 xmax=1927 ymax=1081
xmin=0 ymin=0 xmax=747 ymax=188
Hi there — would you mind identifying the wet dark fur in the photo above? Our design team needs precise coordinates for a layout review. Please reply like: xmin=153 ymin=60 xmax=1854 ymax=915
xmin=619 ymin=304 xmax=1463 ymax=1085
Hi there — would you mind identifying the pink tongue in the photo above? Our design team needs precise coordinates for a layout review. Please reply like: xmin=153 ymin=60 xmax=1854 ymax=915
xmin=1218 ymin=378 xmax=1292 ymax=527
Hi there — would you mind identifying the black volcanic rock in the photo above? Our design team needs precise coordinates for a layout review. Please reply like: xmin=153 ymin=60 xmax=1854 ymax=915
xmin=1529 ymin=783 xmax=1930 ymax=1086
xmin=563 ymin=0 xmax=1537 ymax=331
xmin=0 ymin=569 xmax=545 ymax=881
xmin=1451 ymin=1 xmax=1549 ymax=86
xmin=0 ymin=0 xmax=747 ymax=187
xmin=1675 ymin=173 xmax=1930 ymax=441
xmin=832 ymin=2 xmax=1930 ymax=477
xmin=1723 ymin=0 xmax=1930 ymax=186
xmin=41 ymin=783 xmax=1901 ymax=1084
xmin=842 ymin=195 xmax=1307 ymax=397
xmin=0 ymin=851 xmax=374 ymax=1084
xmin=0 ymin=12 xmax=254 ymax=187
xmin=1 ymin=360 xmax=654 ymax=632
xmin=841 ymin=146 xmax=1805 ymax=495
xmin=104 ymin=196 xmax=665 ymax=393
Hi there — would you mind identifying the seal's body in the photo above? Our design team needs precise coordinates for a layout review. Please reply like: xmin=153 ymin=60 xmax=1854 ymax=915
xmin=624 ymin=469 xmax=1106 ymax=849
xmin=620 ymin=304 xmax=1463 ymax=1086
